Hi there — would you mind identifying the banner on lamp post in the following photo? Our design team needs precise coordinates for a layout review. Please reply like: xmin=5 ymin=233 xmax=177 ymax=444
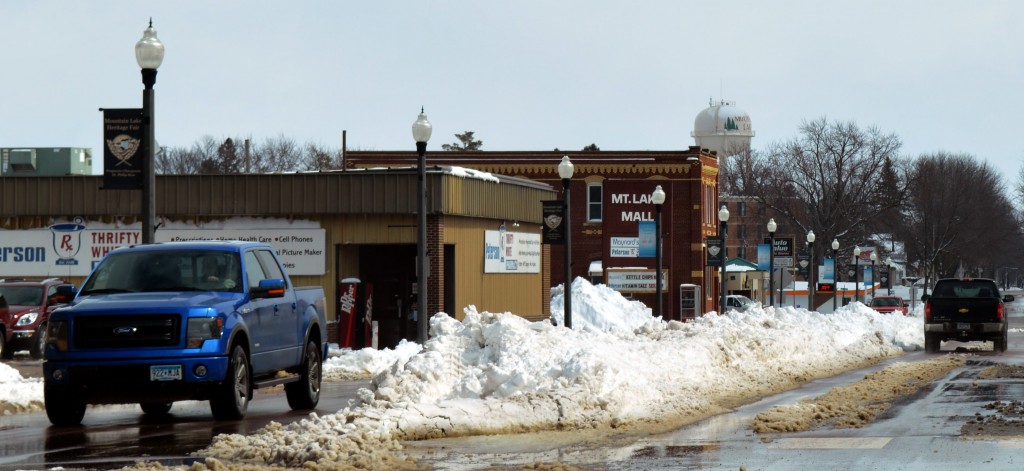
xmin=102 ymin=108 xmax=145 ymax=190
xmin=706 ymin=236 xmax=724 ymax=267
xmin=542 ymin=200 xmax=565 ymax=245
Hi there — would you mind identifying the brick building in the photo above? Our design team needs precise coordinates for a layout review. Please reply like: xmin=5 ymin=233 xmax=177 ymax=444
xmin=345 ymin=147 xmax=723 ymax=319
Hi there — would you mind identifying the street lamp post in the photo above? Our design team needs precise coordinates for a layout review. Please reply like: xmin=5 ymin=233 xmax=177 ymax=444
xmin=869 ymin=251 xmax=877 ymax=302
xmin=831 ymin=239 xmax=839 ymax=311
xmin=558 ymin=156 xmax=575 ymax=329
xmin=807 ymin=230 xmax=815 ymax=311
xmin=853 ymin=246 xmax=862 ymax=303
xmin=885 ymin=257 xmax=893 ymax=295
xmin=136 ymin=20 xmax=164 ymax=244
xmin=719 ymin=205 xmax=730 ymax=314
xmin=767 ymin=218 xmax=777 ymax=307
xmin=412 ymin=109 xmax=432 ymax=344
xmin=652 ymin=185 xmax=666 ymax=320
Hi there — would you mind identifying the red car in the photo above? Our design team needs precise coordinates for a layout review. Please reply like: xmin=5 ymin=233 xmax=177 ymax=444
xmin=870 ymin=295 xmax=908 ymax=315
xmin=0 ymin=278 xmax=74 ymax=359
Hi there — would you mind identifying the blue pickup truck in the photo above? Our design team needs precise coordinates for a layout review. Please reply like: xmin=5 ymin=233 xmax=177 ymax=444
xmin=43 ymin=241 xmax=328 ymax=426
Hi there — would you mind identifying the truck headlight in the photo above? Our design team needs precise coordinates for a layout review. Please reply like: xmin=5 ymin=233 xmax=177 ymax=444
xmin=16 ymin=312 xmax=39 ymax=326
xmin=46 ymin=320 xmax=68 ymax=352
xmin=186 ymin=317 xmax=224 ymax=348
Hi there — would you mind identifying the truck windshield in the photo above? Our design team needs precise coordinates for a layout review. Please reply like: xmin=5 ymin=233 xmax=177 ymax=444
xmin=81 ymin=250 xmax=243 ymax=294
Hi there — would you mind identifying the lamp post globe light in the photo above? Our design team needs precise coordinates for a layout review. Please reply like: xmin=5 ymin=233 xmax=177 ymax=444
xmin=767 ymin=218 xmax=777 ymax=307
xmin=853 ymin=246 xmax=862 ymax=303
xmin=806 ymin=230 xmax=815 ymax=311
xmin=718 ymin=205 xmax=730 ymax=314
xmin=652 ymin=185 xmax=666 ymax=320
xmin=831 ymin=238 xmax=839 ymax=311
xmin=869 ymin=251 xmax=877 ymax=302
xmin=412 ymin=109 xmax=432 ymax=344
xmin=136 ymin=20 xmax=164 ymax=245
xmin=558 ymin=156 xmax=575 ymax=329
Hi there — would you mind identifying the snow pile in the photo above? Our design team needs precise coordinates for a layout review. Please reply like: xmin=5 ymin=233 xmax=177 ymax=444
xmin=200 ymin=278 xmax=922 ymax=469
xmin=323 ymin=341 xmax=421 ymax=381
xmin=0 ymin=362 xmax=43 ymax=414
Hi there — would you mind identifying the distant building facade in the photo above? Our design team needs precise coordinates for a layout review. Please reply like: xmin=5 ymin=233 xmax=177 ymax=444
xmin=345 ymin=147 xmax=723 ymax=319
xmin=1 ymin=148 xmax=93 ymax=176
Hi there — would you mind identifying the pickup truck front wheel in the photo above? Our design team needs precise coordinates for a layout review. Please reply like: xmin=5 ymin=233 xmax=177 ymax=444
xmin=45 ymin=386 xmax=87 ymax=426
xmin=210 ymin=345 xmax=251 ymax=420
xmin=140 ymin=402 xmax=173 ymax=416
xmin=286 ymin=340 xmax=322 ymax=410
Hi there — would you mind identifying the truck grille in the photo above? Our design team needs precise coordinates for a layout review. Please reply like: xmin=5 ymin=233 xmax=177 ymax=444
xmin=74 ymin=315 xmax=181 ymax=349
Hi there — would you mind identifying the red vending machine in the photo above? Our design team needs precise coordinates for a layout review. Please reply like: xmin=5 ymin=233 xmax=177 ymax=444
xmin=337 ymin=278 xmax=374 ymax=349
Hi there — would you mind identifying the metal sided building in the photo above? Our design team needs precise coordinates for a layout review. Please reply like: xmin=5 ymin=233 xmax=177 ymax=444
xmin=0 ymin=168 xmax=555 ymax=349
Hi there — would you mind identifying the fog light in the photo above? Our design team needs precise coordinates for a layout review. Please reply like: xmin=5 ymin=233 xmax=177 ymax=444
xmin=52 ymin=369 xmax=64 ymax=381
xmin=194 ymin=364 xmax=208 ymax=377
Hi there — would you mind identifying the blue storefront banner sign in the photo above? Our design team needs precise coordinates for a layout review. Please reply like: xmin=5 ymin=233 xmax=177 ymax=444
xmin=638 ymin=221 xmax=656 ymax=258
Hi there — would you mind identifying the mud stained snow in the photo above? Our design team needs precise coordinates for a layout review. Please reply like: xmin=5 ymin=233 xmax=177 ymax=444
xmin=751 ymin=355 xmax=968 ymax=433
xmin=962 ymin=364 xmax=1024 ymax=438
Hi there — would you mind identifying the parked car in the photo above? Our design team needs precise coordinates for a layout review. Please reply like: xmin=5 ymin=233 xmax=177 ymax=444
xmin=869 ymin=295 xmax=908 ymax=315
xmin=0 ymin=278 xmax=74 ymax=359
xmin=725 ymin=294 xmax=755 ymax=312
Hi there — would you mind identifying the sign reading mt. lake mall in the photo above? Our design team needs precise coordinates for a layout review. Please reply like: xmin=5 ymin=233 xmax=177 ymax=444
xmin=602 ymin=180 xmax=672 ymax=263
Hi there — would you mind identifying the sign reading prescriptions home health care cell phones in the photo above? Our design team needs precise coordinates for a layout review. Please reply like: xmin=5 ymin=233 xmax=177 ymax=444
xmin=0 ymin=226 xmax=326 ymax=277
xmin=158 ymin=229 xmax=326 ymax=275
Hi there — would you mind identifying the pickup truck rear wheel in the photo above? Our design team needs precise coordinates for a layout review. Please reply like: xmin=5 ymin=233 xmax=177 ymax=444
xmin=210 ymin=345 xmax=251 ymax=420
xmin=286 ymin=340 xmax=322 ymax=410
xmin=924 ymin=333 xmax=940 ymax=353
xmin=994 ymin=333 xmax=1008 ymax=353
xmin=140 ymin=402 xmax=173 ymax=416
xmin=45 ymin=386 xmax=86 ymax=426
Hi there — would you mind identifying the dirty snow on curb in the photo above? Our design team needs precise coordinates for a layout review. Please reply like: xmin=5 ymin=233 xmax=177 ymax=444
xmin=199 ymin=278 xmax=922 ymax=469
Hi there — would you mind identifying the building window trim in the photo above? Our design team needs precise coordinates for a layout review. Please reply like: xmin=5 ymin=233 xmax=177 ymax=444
xmin=587 ymin=182 xmax=603 ymax=222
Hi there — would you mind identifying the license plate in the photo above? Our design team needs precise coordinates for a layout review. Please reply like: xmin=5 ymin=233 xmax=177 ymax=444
xmin=956 ymin=323 xmax=971 ymax=331
xmin=150 ymin=365 xmax=182 ymax=381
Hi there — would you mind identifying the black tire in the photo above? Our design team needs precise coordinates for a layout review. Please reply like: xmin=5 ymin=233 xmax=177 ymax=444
xmin=210 ymin=345 xmax=251 ymax=420
xmin=995 ymin=333 xmax=1008 ymax=353
xmin=924 ymin=333 xmax=940 ymax=353
xmin=29 ymin=326 xmax=46 ymax=360
xmin=140 ymin=402 xmax=173 ymax=416
xmin=0 ymin=330 xmax=10 ymax=359
xmin=45 ymin=386 xmax=87 ymax=426
xmin=286 ymin=340 xmax=322 ymax=410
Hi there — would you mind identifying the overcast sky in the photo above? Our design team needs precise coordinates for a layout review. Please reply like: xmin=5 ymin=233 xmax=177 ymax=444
xmin=3 ymin=1 xmax=1023 ymax=181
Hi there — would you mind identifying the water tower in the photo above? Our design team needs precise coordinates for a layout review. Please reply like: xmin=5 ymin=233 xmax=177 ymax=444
xmin=691 ymin=100 xmax=754 ymax=158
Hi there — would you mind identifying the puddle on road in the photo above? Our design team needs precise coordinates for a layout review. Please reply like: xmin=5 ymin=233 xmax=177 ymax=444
xmin=962 ymin=364 xmax=1024 ymax=438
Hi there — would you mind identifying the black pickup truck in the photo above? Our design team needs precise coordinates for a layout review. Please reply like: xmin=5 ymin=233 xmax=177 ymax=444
xmin=923 ymin=278 xmax=1013 ymax=353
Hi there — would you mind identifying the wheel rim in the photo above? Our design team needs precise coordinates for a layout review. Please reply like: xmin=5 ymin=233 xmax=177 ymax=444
xmin=307 ymin=349 xmax=321 ymax=395
xmin=234 ymin=356 xmax=249 ymax=409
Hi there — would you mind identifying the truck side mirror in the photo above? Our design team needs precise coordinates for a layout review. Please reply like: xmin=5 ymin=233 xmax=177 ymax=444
xmin=1004 ymin=295 xmax=1015 ymax=303
xmin=251 ymin=278 xmax=286 ymax=299
xmin=920 ymin=294 xmax=929 ymax=302
xmin=53 ymin=285 xmax=76 ymax=303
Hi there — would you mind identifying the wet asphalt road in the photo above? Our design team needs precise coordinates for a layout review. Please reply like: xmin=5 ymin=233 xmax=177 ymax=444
xmin=406 ymin=297 xmax=1024 ymax=470
xmin=0 ymin=379 xmax=370 ymax=470
xmin=5 ymin=297 xmax=1024 ymax=470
